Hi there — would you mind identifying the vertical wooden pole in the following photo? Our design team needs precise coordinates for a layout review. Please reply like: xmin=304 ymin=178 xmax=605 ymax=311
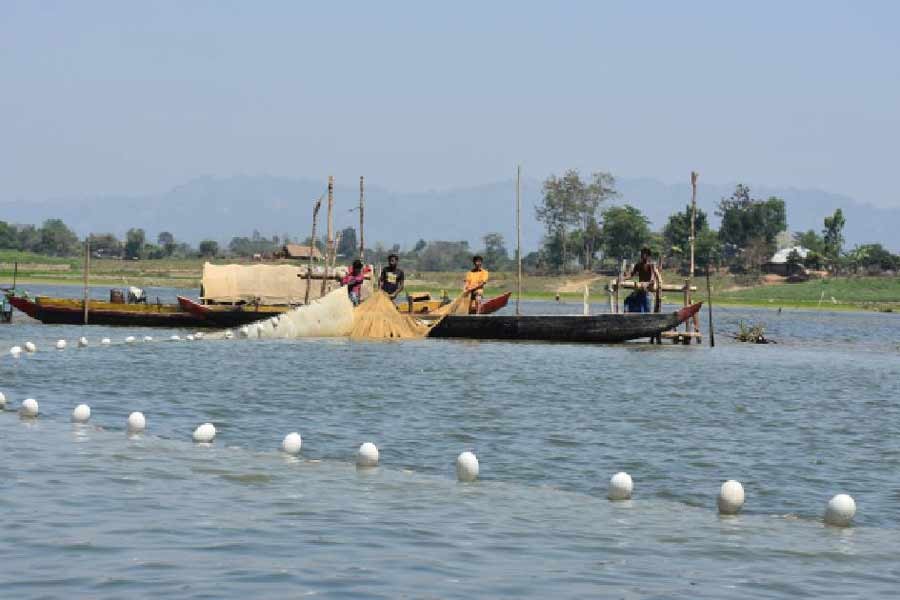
xmin=321 ymin=176 xmax=334 ymax=296
xmin=305 ymin=197 xmax=322 ymax=304
xmin=690 ymin=171 xmax=698 ymax=277
xmin=359 ymin=176 xmax=365 ymax=261
xmin=583 ymin=284 xmax=589 ymax=316
xmin=516 ymin=165 xmax=522 ymax=316
xmin=706 ymin=264 xmax=715 ymax=347
xmin=82 ymin=238 xmax=90 ymax=324
xmin=615 ymin=259 xmax=625 ymax=313
xmin=12 ymin=261 xmax=17 ymax=291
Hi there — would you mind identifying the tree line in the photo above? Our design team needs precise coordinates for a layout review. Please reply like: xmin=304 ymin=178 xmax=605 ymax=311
xmin=532 ymin=169 xmax=900 ymax=275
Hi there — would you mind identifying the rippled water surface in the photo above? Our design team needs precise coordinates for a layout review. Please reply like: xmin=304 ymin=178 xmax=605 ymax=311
xmin=2 ymin=285 xmax=899 ymax=598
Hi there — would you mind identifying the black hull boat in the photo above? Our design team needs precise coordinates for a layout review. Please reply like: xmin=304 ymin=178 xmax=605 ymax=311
xmin=427 ymin=303 xmax=703 ymax=343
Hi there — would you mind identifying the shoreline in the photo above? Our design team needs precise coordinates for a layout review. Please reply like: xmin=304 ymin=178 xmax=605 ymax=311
xmin=3 ymin=276 xmax=894 ymax=314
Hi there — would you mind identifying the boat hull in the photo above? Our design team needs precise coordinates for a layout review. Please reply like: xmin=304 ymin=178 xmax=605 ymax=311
xmin=7 ymin=295 xmax=208 ymax=327
xmin=177 ymin=296 xmax=290 ymax=327
xmin=428 ymin=303 xmax=703 ymax=343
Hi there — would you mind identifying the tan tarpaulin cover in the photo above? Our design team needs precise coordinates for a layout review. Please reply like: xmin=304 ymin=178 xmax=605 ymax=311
xmin=201 ymin=262 xmax=320 ymax=304
xmin=201 ymin=262 xmax=373 ymax=305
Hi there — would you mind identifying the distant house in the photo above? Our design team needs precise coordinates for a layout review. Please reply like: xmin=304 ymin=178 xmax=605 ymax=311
xmin=279 ymin=244 xmax=323 ymax=261
xmin=763 ymin=246 xmax=809 ymax=277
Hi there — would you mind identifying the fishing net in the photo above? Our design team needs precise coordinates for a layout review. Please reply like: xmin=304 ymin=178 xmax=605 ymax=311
xmin=348 ymin=291 xmax=430 ymax=340
xmin=204 ymin=287 xmax=355 ymax=340
xmin=428 ymin=290 xmax=471 ymax=317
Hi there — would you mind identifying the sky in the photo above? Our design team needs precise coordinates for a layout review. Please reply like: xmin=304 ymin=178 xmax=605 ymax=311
xmin=2 ymin=1 xmax=899 ymax=207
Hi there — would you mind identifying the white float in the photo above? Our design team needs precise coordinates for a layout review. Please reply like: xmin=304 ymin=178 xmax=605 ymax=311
xmin=78 ymin=336 xmax=88 ymax=348
xmin=825 ymin=494 xmax=856 ymax=527
xmin=24 ymin=341 xmax=37 ymax=353
xmin=357 ymin=442 xmax=380 ymax=467
xmin=21 ymin=398 xmax=39 ymax=417
xmin=72 ymin=403 xmax=91 ymax=423
xmin=143 ymin=335 xmax=153 ymax=342
xmin=717 ymin=480 xmax=745 ymax=515
xmin=608 ymin=472 xmax=633 ymax=500
xmin=223 ymin=330 xmax=234 ymax=339
xmin=0 ymin=391 xmax=6 ymax=408
xmin=239 ymin=326 xmax=250 ymax=338
xmin=193 ymin=332 xmax=204 ymax=340
xmin=56 ymin=339 xmax=67 ymax=350
xmin=125 ymin=336 xmax=136 ymax=344
xmin=456 ymin=451 xmax=479 ymax=482
xmin=127 ymin=411 xmax=146 ymax=432
xmin=101 ymin=338 xmax=111 ymax=345
xmin=282 ymin=432 xmax=302 ymax=455
xmin=193 ymin=422 xmax=216 ymax=443
xmin=10 ymin=346 xmax=22 ymax=357
xmin=186 ymin=334 xmax=195 ymax=341
xmin=170 ymin=334 xmax=181 ymax=341
xmin=269 ymin=316 xmax=279 ymax=327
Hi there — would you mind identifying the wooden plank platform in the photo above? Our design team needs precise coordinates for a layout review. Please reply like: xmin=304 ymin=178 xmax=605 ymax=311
xmin=660 ymin=331 xmax=703 ymax=345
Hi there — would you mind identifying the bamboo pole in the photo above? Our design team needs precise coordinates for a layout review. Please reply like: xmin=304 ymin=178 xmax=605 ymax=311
xmin=82 ymin=238 xmax=90 ymax=324
xmin=359 ymin=176 xmax=365 ymax=260
xmin=706 ymin=264 xmax=715 ymax=348
xmin=690 ymin=171 xmax=698 ymax=277
xmin=305 ymin=196 xmax=322 ymax=304
xmin=321 ymin=176 xmax=334 ymax=297
xmin=689 ymin=171 xmax=700 ymax=339
xmin=583 ymin=284 xmax=589 ymax=316
xmin=12 ymin=261 xmax=17 ymax=291
xmin=516 ymin=165 xmax=522 ymax=316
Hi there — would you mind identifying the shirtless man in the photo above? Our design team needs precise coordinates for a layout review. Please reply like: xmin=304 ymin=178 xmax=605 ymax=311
xmin=625 ymin=247 xmax=660 ymax=313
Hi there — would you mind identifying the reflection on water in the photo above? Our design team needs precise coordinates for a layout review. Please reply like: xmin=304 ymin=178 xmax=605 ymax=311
xmin=1 ymin=291 xmax=899 ymax=598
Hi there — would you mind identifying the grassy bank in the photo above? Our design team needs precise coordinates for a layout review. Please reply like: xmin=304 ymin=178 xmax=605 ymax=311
xmin=2 ymin=253 xmax=898 ymax=312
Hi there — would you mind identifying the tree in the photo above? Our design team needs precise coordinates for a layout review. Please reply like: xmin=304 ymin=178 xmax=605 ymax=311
xmin=716 ymin=185 xmax=786 ymax=263
xmin=125 ymin=228 xmax=146 ymax=259
xmin=198 ymin=240 xmax=219 ymax=257
xmin=419 ymin=241 xmax=471 ymax=271
xmin=16 ymin=225 xmax=41 ymax=253
xmin=794 ymin=229 xmax=824 ymax=254
xmin=412 ymin=239 xmax=427 ymax=253
xmin=337 ymin=227 xmax=358 ymax=257
xmin=38 ymin=219 xmax=80 ymax=256
xmin=88 ymin=233 xmax=123 ymax=257
xmin=822 ymin=208 xmax=845 ymax=265
xmin=662 ymin=204 xmax=720 ymax=270
xmin=157 ymin=231 xmax=176 ymax=256
xmin=536 ymin=169 xmax=617 ymax=272
xmin=0 ymin=221 xmax=18 ymax=249
xmin=600 ymin=205 xmax=651 ymax=261
xmin=481 ymin=232 xmax=508 ymax=269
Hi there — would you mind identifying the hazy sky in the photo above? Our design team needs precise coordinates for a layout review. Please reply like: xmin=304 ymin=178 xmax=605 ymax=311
xmin=2 ymin=1 xmax=899 ymax=206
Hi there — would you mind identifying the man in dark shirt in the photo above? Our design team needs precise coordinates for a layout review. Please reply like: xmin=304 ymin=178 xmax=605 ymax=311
xmin=379 ymin=253 xmax=405 ymax=300
xmin=624 ymin=247 xmax=660 ymax=313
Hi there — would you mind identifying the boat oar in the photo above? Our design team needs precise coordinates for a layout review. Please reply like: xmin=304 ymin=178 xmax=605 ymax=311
xmin=706 ymin=264 xmax=715 ymax=348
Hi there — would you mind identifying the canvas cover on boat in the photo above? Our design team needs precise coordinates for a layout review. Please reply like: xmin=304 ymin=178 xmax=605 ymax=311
xmin=201 ymin=262 xmax=348 ymax=304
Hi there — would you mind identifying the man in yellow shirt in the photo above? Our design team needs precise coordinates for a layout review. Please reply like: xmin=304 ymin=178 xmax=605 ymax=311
xmin=463 ymin=255 xmax=489 ymax=314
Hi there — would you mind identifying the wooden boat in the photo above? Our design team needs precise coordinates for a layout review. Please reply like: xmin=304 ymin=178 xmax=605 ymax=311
xmin=427 ymin=303 xmax=703 ymax=343
xmin=177 ymin=296 xmax=292 ymax=327
xmin=6 ymin=293 xmax=208 ymax=327
xmin=178 ymin=291 xmax=513 ymax=326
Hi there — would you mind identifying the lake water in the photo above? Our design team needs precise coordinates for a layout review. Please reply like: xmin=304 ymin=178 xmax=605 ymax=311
xmin=2 ymin=285 xmax=899 ymax=598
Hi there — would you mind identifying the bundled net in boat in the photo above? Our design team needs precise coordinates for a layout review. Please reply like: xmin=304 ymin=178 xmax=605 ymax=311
xmin=348 ymin=291 xmax=430 ymax=340
xmin=428 ymin=290 xmax=471 ymax=317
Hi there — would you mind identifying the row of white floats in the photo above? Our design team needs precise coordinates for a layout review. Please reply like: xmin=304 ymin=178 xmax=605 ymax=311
xmin=0 ymin=391 xmax=857 ymax=526
xmin=9 ymin=333 xmax=206 ymax=356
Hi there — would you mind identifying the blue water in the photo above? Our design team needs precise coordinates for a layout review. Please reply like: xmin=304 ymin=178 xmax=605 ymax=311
xmin=2 ymin=285 xmax=899 ymax=598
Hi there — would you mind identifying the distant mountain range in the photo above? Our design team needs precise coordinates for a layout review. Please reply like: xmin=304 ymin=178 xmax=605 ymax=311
xmin=2 ymin=175 xmax=897 ymax=252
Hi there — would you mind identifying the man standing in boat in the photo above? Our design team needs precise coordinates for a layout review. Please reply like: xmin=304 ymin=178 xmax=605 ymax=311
xmin=463 ymin=255 xmax=489 ymax=314
xmin=342 ymin=259 xmax=366 ymax=306
xmin=379 ymin=253 xmax=405 ymax=301
xmin=624 ymin=247 xmax=660 ymax=313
